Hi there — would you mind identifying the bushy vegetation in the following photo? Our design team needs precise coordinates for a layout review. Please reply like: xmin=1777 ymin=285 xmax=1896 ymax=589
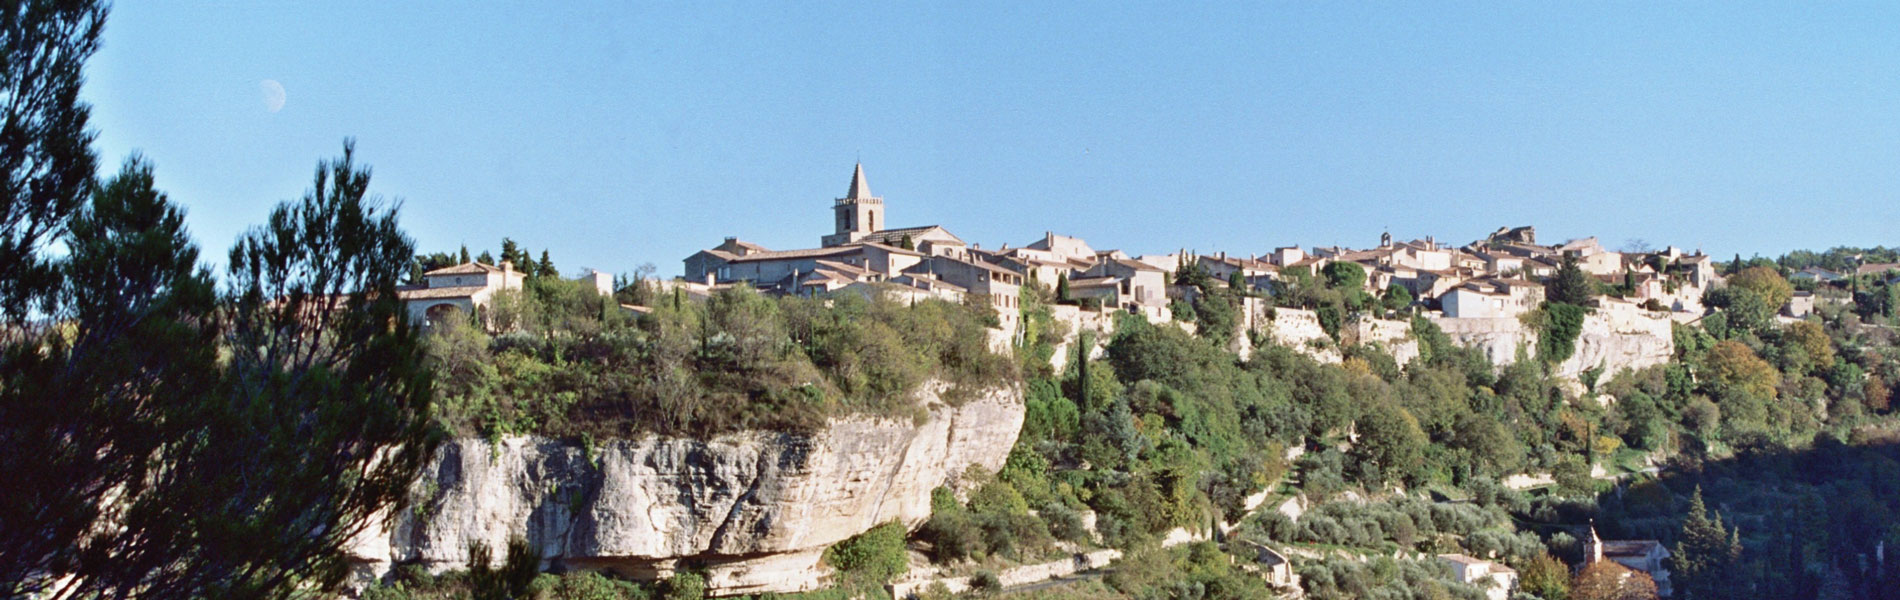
xmin=425 ymin=283 xmax=1016 ymax=439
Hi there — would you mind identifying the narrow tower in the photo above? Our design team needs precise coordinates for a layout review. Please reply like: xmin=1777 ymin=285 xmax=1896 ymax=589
xmin=822 ymin=163 xmax=883 ymax=247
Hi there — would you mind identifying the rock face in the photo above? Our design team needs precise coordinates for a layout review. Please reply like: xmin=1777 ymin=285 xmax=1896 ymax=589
xmin=1429 ymin=302 xmax=1673 ymax=381
xmin=1234 ymin=298 xmax=1419 ymax=366
xmin=349 ymin=384 xmax=1023 ymax=596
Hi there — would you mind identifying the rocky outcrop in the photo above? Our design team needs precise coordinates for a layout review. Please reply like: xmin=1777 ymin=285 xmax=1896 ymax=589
xmin=1234 ymin=298 xmax=1419 ymax=366
xmin=349 ymin=384 xmax=1023 ymax=596
xmin=1429 ymin=301 xmax=1673 ymax=381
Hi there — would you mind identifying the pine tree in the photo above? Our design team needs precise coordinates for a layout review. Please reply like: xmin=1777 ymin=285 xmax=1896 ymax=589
xmin=1228 ymin=270 xmax=1246 ymax=292
xmin=501 ymin=237 xmax=522 ymax=266
xmin=478 ymin=250 xmax=495 ymax=265
xmin=1548 ymin=254 xmax=1597 ymax=305
xmin=459 ymin=244 xmax=471 ymax=264
xmin=1674 ymin=486 xmax=1743 ymax=599
xmin=0 ymin=3 xmax=112 ymax=593
xmin=539 ymin=249 xmax=558 ymax=279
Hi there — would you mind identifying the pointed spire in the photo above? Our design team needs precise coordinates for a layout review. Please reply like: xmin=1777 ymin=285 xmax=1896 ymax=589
xmin=844 ymin=163 xmax=872 ymax=200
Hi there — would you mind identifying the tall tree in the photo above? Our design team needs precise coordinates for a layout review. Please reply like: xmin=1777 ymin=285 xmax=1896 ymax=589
xmin=538 ymin=249 xmax=558 ymax=279
xmin=0 ymin=0 xmax=103 ymax=317
xmin=1547 ymin=254 xmax=1597 ymax=305
xmin=182 ymin=141 xmax=436 ymax=598
xmin=1 ymin=156 xmax=219 ymax=598
xmin=0 ymin=2 xmax=111 ymax=595
xmin=1673 ymin=487 xmax=1742 ymax=599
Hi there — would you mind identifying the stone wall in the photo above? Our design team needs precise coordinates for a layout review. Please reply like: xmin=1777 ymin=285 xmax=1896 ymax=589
xmin=348 ymin=384 xmax=1024 ymax=597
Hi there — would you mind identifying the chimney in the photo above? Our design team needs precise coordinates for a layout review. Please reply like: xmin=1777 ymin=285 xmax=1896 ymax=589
xmin=1219 ymin=251 xmax=1227 ymax=260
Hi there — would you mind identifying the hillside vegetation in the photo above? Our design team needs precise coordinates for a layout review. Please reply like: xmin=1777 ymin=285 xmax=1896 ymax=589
xmin=425 ymin=279 xmax=1015 ymax=440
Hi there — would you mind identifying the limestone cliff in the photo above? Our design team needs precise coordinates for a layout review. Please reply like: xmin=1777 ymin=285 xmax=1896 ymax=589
xmin=349 ymin=384 xmax=1023 ymax=596
xmin=1429 ymin=302 xmax=1673 ymax=381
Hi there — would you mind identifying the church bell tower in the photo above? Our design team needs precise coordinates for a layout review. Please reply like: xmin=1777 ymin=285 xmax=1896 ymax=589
xmin=822 ymin=163 xmax=882 ymax=247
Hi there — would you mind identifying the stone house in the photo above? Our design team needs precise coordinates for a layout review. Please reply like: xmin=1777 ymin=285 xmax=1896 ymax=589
xmin=1023 ymin=231 xmax=1099 ymax=264
xmin=1437 ymin=554 xmax=1517 ymax=600
xmin=1268 ymin=246 xmax=1306 ymax=267
xmin=904 ymin=254 xmax=1024 ymax=331
xmin=714 ymin=243 xmax=925 ymax=292
xmin=1785 ymin=290 xmax=1816 ymax=318
xmin=1441 ymin=278 xmax=1546 ymax=319
xmin=399 ymin=261 xmax=606 ymax=329
xmin=399 ymin=261 xmax=528 ymax=326
xmin=1195 ymin=253 xmax=1278 ymax=290
xmin=1079 ymin=258 xmax=1168 ymax=309
xmin=1792 ymin=266 xmax=1844 ymax=283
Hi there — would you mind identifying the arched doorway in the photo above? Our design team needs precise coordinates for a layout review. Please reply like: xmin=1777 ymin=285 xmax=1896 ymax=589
xmin=424 ymin=303 xmax=463 ymax=327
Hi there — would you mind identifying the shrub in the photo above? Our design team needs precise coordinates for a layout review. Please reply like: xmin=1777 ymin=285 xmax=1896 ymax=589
xmin=971 ymin=571 xmax=1002 ymax=594
xmin=661 ymin=571 xmax=705 ymax=600
xmin=822 ymin=521 xmax=909 ymax=585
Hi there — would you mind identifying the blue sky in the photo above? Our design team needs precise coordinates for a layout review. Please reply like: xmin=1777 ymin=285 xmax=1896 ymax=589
xmin=84 ymin=3 xmax=1900 ymax=277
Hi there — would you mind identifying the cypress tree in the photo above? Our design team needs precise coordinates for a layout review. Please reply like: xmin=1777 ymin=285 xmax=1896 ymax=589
xmin=1057 ymin=272 xmax=1071 ymax=303
xmin=539 ymin=249 xmax=558 ymax=279
xmin=1674 ymin=486 xmax=1743 ymax=599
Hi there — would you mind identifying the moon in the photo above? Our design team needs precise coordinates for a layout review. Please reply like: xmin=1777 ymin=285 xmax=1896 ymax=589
xmin=260 ymin=79 xmax=286 ymax=113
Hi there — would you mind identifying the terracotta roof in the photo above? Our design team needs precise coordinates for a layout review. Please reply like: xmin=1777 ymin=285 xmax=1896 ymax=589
xmin=425 ymin=262 xmax=502 ymax=276
xmin=855 ymin=241 xmax=926 ymax=256
xmin=726 ymin=242 xmax=920 ymax=264
xmin=1857 ymin=262 xmax=1900 ymax=275
xmin=1069 ymin=276 xmax=1120 ymax=288
xmin=399 ymin=285 xmax=488 ymax=300
xmin=726 ymin=246 xmax=860 ymax=262
xmin=1108 ymin=258 xmax=1163 ymax=272
xmin=1601 ymin=540 xmax=1667 ymax=558
xmin=857 ymin=226 xmax=961 ymax=248
xmin=813 ymin=259 xmax=873 ymax=277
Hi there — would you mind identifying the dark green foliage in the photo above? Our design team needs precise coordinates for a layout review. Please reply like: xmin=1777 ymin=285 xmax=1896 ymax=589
xmin=1538 ymin=302 xmax=1587 ymax=365
xmin=433 ymin=286 xmax=1016 ymax=439
xmin=1381 ymin=284 xmax=1413 ymax=313
xmin=1322 ymin=261 xmax=1366 ymax=291
xmin=1671 ymin=487 xmax=1742 ymax=600
xmin=2 ymin=156 xmax=217 ymax=596
xmin=466 ymin=538 xmax=541 ymax=600
xmin=662 ymin=571 xmax=706 ymax=600
xmin=823 ymin=521 xmax=909 ymax=585
xmin=0 ymin=0 xmax=102 ymax=317
xmin=1547 ymin=254 xmax=1597 ymax=305
xmin=185 ymin=143 xmax=437 ymax=598
xmin=0 ymin=2 xmax=108 ymax=592
xmin=6 ymin=142 xmax=438 ymax=599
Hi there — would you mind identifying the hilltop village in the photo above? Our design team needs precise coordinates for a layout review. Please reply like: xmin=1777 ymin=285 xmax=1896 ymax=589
xmin=389 ymin=163 xmax=1778 ymax=376
xmin=671 ymin=164 xmax=1731 ymax=336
